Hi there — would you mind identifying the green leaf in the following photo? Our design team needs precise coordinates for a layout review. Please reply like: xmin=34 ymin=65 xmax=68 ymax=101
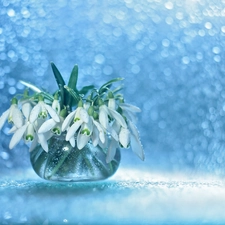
xmin=79 ymin=85 xmax=95 ymax=96
xmin=19 ymin=80 xmax=42 ymax=93
xmin=68 ymin=64 xmax=78 ymax=91
xmin=51 ymin=62 xmax=66 ymax=88
xmin=51 ymin=62 xmax=66 ymax=107
xmin=64 ymin=85 xmax=80 ymax=104
xmin=99 ymin=77 xmax=124 ymax=94
xmin=112 ymin=84 xmax=124 ymax=94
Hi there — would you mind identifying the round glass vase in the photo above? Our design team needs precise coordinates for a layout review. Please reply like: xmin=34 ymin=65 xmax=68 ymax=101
xmin=30 ymin=134 xmax=121 ymax=182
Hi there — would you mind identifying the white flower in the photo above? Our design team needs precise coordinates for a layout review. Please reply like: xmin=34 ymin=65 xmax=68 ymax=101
xmin=77 ymin=119 xmax=93 ymax=149
xmin=99 ymin=104 xmax=109 ymax=130
xmin=38 ymin=116 xmax=64 ymax=136
xmin=106 ymin=138 xmax=119 ymax=163
xmin=9 ymin=102 xmax=49 ymax=152
xmin=92 ymin=119 xmax=106 ymax=145
xmin=62 ymin=104 xmax=89 ymax=147
xmin=52 ymin=99 xmax=61 ymax=115
xmin=127 ymin=120 xmax=144 ymax=161
xmin=29 ymin=100 xmax=60 ymax=123
xmin=120 ymin=103 xmax=141 ymax=122
xmin=99 ymin=103 xmax=127 ymax=130
xmin=0 ymin=98 xmax=23 ymax=130
xmin=119 ymin=127 xmax=130 ymax=148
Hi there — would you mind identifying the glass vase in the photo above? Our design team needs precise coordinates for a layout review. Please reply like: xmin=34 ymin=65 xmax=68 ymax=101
xmin=30 ymin=134 xmax=121 ymax=182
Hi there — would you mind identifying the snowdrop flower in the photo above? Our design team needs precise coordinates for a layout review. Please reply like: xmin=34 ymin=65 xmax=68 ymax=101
xmin=119 ymin=127 xmax=130 ymax=148
xmin=0 ymin=98 xmax=23 ymax=130
xmin=120 ymin=102 xmax=141 ymax=122
xmin=52 ymin=93 xmax=61 ymax=115
xmin=77 ymin=119 xmax=93 ymax=149
xmin=9 ymin=102 xmax=49 ymax=152
xmin=38 ymin=108 xmax=66 ymax=136
xmin=62 ymin=101 xmax=89 ymax=146
xmin=127 ymin=120 xmax=145 ymax=161
xmin=29 ymin=95 xmax=60 ymax=124
xmin=99 ymin=98 xmax=127 ymax=130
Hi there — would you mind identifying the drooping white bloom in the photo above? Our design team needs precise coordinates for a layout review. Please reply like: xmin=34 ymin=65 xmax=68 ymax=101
xmin=9 ymin=102 xmax=49 ymax=152
xmin=38 ymin=117 xmax=64 ymax=136
xmin=120 ymin=103 xmax=141 ymax=122
xmin=52 ymin=99 xmax=61 ymax=115
xmin=119 ymin=127 xmax=130 ymax=148
xmin=99 ymin=104 xmax=109 ymax=130
xmin=62 ymin=106 xmax=89 ymax=132
xmin=0 ymin=98 xmax=23 ymax=130
xmin=62 ymin=103 xmax=89 ymax=147
xmin=127 ymin=120 xmax=144 ymax=161
xmin=106 ymin=138 xmax=119 ymax=163
xmin=77 ymin=119 xmax=93 ymax=150
xmin=99 ymin=102 xmax=127 ymax=130
xmin=29 ymin=99 xmax=60 ymax=123
xmin=92 ymin=119 xmax=106 ymax=144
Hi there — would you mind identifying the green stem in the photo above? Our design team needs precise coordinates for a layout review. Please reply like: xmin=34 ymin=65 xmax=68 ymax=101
xmin=82 ymin=153 xmax=95 ymax=176
xmin=47 ymin=147 xmax=71 ymax=179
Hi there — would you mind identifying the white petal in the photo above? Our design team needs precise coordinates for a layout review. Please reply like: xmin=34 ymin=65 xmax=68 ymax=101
xmin=38 ymin=133 xmax=49 ymax=152
xmin=112 ymin=120 xmax=121 ymax=133
xmin=91 ymin=126 xmax=99 ymax=147
xmin=108 ymin=127 xmax=118 ymax=141
xmin=52 ymin=100 xmax=60 ymax=114
xmin=29 ymin=104 xmax=41 ymax=123
xmin=29 ymin=136 xmax=38 ymax=152
xmin=66 ymin=120 xmax=83 ymax=141
xmin=83 ymin=102 xmax=90 ymax=110
xmin=119 ymin=127 xmax=130 ymax=148
xmin=108 ymin=108 xmax=127 ymax=128
xmin=106 ymin=139 xmax=118 ymax=163
xmin=8 ymin=125 xmax=17 ymax=134
xmin=0 ymin=109 xmax=10 ymax=130
xmin=120 ymin=103 xmax=141 ymax=113
xmin=61 ymin=111 xmax=76 ymax=131
xmin=45 ymin=104 xmax=60 ymax=122
xmin=108 ymin=98 xmax=116 ymax=110
xmin=69 ymin=136 xmax=76 ymax=147
xmin=77 ymin=130 xmax=90 ymax=150
xmin=79 ymin=108 xmax=89 ymax=123
xmin=93 ymin=120 xmax=105 ymax=143
xmin=130 ymin=133 xmax=145 ymax=161
xmin=128 ymin=120 xmax=140 ymax=140
xmin=12 ymin=107 xmax=24 ymax=128
xmin=38 ymin=119 xmax=57 ymax=133
xmin=128 ymin=120 xmax=144 ymax=160
xmin=22 ymin=102 xmax=32 ymax=119
xmin=99 ymin=106 xmax=109 ymax=129
xmin=9 ymin=124 xmax=28 ymax=149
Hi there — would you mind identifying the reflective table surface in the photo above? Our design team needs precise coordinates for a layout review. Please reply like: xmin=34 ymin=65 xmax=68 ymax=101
xmin=1 ymin=168 xmax=225 ymax=225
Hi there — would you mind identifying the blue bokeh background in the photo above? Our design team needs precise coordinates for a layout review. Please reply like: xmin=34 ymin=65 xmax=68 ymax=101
xmin=1 ymin=0 xmax=225 ymax=177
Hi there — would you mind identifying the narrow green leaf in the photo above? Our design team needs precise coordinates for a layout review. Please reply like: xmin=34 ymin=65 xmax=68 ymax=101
xmin=68 ymin=64 xmax=78 ymax=90
xmin=99 ymin=77 xmax=124 ymax=94
xmin=112 ymin=85 xmax=124 ymax=94
xmin=19 ymin=80 xmax=42 ymax=93
xmin=79 ymin=85 xmax=95 ymax=96
xmin=64 ymin=85 xmax=80 ymax=104
xmin=50 ymin=62 xmax=66 ymax=88
xmin=51 ymin=62 xmax=66 ymax=107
